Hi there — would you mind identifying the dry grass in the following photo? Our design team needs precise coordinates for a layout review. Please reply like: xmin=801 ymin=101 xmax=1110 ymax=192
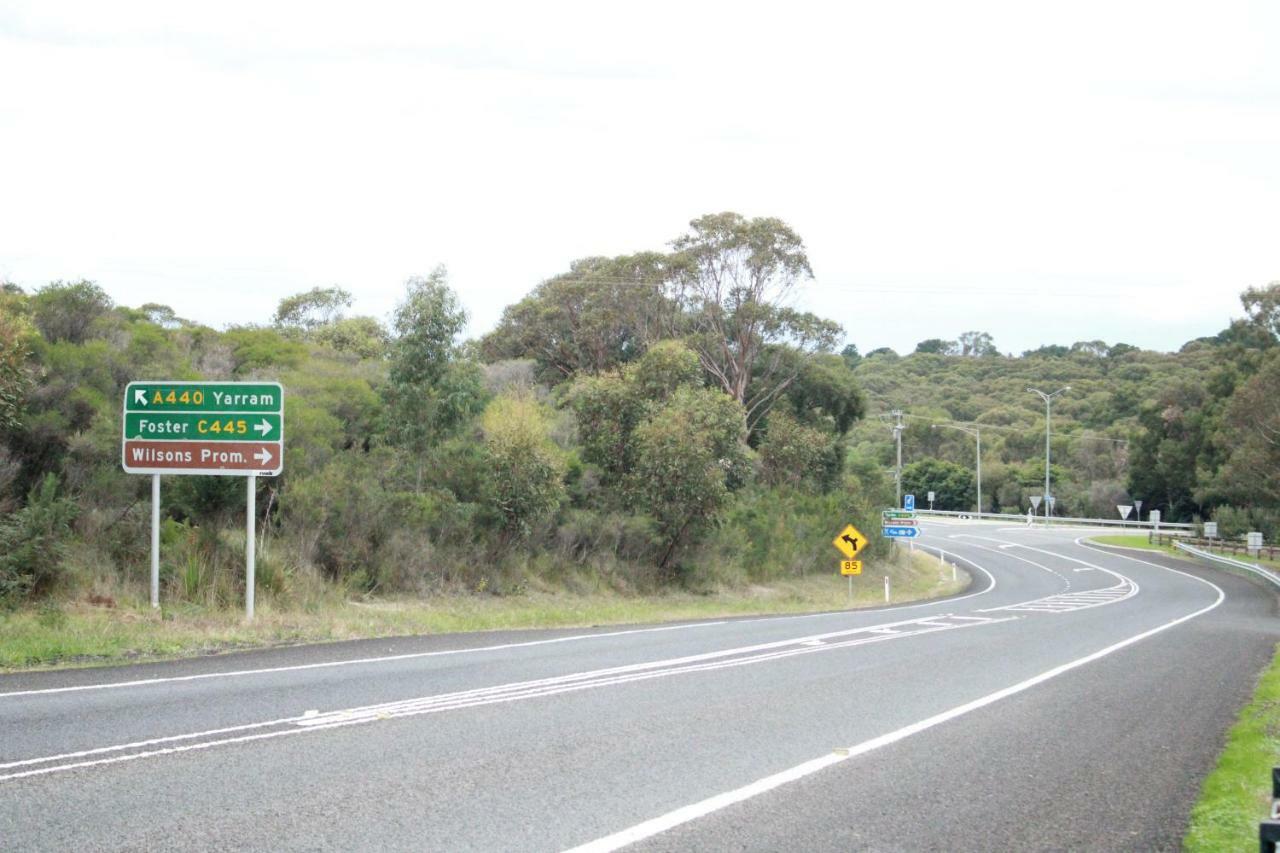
xmin=0 ymin=550 xmax=967 ymax=672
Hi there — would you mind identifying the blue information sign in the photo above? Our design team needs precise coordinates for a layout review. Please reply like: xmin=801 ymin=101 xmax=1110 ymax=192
xmin=904 ymin=494 xmax=916 ymax=511
xmin=882 ymin=526 xmax=920 ymax=538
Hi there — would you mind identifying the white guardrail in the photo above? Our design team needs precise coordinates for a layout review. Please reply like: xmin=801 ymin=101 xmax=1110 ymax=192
xmin=915 ymin=509 xmax=1196 ymax=530
xmin=1175 ymin=541 xmax=1280 ymax=590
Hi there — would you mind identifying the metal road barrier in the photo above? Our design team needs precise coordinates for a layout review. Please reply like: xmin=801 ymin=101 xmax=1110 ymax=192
xmin=915 ymin=509 xmax=1196 ymax=531
xmin=1259 ymin=768 xmax=1280 ymax=852
xmin=1175 ymin=541 xmax=1280 ymax=591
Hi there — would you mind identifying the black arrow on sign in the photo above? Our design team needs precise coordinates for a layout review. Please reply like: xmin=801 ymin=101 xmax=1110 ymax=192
xmin=842 ymin=535 xmax=858 ymax=550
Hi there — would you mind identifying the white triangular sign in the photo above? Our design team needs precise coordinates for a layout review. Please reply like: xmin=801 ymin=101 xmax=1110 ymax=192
xmin=1117 ymin=504 xmax=1132 ymax=520
xmin=1029 ymin=495 xmax=1042 ymax=509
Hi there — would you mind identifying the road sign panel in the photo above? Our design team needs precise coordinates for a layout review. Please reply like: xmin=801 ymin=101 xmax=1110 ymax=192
xmin=879 ymin=517 xmax=917 ymax=526
xmin=832 ymin=523 xmax=868 ymax=559
xmin=882 ymin=526 xmax=920 ymax=538
xmin=927 ymin=491 xmax=935 ymax=502
xmin=904 ymin=494 xmax=915 ymax=511
xmin=882 ymin=510 xmax=915 ymax=520
xmin=1029 ymin=495 xmax=1042 ymax=509
xmin=122 ymin=381 xmax=283 ymax=477
xmin=1117 ymin=504 xmax=1132 ymax=520
xmin=1203 ymin=521 xmax=1218 ymax=538
xmin=840 ymin=560 xmax=862 ymax=576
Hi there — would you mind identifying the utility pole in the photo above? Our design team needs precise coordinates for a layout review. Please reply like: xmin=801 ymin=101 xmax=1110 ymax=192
xmin=891 ymin=410 xmax=904 ymax=508
xmin=1027 ymin=387 xmax=1069 ymax=524
xmin=932 ymin=422 xmax=982 ymax=517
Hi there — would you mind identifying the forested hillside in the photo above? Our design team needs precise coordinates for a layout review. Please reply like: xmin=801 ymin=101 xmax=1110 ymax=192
xmin=845 ymin=283 xmax=1279 ymax=537
xmin=0 ymin=211 xmax=1276 ymax=613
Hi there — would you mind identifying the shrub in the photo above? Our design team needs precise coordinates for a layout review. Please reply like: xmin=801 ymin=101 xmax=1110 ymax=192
xmin=0 ymin=474 xmax=78 ymax=603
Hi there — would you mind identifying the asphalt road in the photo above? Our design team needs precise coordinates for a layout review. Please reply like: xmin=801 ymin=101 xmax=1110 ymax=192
xmin=1 ymin=521 xmax=1276 ymax=851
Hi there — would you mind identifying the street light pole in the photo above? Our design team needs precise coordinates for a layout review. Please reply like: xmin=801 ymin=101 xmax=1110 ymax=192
xmin=891 ymin=409 xmax=904 ymax=508
xmin=1027 ymin=386 xmax=1070 ymax=524
xmin=932 ymin=422 xmax=982 ymax=517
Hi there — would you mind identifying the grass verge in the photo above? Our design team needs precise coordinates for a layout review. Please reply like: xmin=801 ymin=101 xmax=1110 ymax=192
xmin=0 ymin=551 xmax=968 ymax=672
xmin=1184 ymin=643 xmax=1280 ymax=851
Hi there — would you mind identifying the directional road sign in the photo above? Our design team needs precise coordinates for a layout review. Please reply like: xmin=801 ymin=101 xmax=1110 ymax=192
xmin=880 ymin=516 xmax=917 ymax=526
xmin=122 ymin=381 xmax=284 ymax=476
xmin=882 ymin=510 xmax=915 ymax=521
xmin=832 ymin=523 xmax=868 ymax=559
xmin=882 ymin=526 xmax=920 ymax=539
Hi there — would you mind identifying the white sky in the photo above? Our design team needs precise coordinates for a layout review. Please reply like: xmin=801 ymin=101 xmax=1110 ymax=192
xmin=2 ymin=0 xmax=1277 ymax=355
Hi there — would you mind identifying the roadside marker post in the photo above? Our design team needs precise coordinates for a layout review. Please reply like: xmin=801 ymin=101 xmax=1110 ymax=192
xmin=121 ymin=381 xmax=284 ymax=619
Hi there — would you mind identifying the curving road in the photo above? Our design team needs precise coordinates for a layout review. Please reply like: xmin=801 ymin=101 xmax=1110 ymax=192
xmin=1 ymin=521 xmax=1276 ymax=851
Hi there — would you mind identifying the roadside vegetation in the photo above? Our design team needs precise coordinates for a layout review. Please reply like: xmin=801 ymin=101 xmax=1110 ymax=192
xmin=0 ymin=547 xmax=965 ymax=670
xmin=0 ymin=213 xmax=1276 ymax=671
xmin=1185 ymin=643 xmax=1280 ymax=851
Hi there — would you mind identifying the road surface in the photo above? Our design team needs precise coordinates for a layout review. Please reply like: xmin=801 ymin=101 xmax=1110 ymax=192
xmin=1 ymin=521 xmax=1276 ymax=851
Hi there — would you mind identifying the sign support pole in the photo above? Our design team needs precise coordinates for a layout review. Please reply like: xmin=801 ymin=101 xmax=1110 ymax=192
xmin=847 ymin=574 xmax=852 ymax=603
xmin=246 ymin=474 xmax=256 ymax=621
xmin=150 ymin=474 xmax=160 ymax=609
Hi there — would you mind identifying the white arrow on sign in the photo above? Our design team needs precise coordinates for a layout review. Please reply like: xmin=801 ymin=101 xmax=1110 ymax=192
xmin=253 ymin=420 xmax=272 ymax=436
xmin=254 ymin=448 xmax=273 ymax=466
xmin=134 ymin=389 xmax=148 ymax=406
xmin=1117 ymin=504 xmax=1132 ymax=520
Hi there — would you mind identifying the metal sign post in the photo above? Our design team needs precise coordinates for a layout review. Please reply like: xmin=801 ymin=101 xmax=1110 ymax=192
xmin=121 ymin=381 xmax=283 ymax=619
xmin=150 ymin=474 xmax=160 ymax=608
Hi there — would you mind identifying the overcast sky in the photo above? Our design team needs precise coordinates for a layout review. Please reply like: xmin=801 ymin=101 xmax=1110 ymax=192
xmin=2 ymin=1 xmax=1277 ymax=355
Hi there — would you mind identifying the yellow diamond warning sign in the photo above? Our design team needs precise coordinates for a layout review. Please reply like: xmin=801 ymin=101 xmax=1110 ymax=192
xmin=832 ymin=523 xmax=867 ymax=559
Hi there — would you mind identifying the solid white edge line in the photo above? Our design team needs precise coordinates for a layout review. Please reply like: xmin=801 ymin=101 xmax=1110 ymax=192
xmin=0 ymin=549 xmax=998 ymax=700
xmin=563 ymin=545 xmax=1225 ymax=853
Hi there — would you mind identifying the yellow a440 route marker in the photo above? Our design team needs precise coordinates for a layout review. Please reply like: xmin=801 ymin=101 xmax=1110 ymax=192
xmin=832 ymin=523 xmax=867 ymax=559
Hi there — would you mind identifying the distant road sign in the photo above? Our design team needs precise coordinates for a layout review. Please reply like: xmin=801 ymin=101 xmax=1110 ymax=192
xmin=882 ymin=526 xmax=919 ymax=539
xmin=1029 ymin=495 xmax=1042 ymax=510
xmin=904 ymin=494 xmax=916 ymax=511
xmin=882 ymin=510 xmax=915 ymax=521
xmin=122 ymin=381 xmax=284 ymax=477
xmin=1117 ymin=504 xmax=1132 ymax=520
xmin=1204 ymin=521 xmax=1218 ymax=538
xmin=833 ymin=523 xmax=868 ymax=559
xmin=840 ymin=560 xmax=862 ymax=576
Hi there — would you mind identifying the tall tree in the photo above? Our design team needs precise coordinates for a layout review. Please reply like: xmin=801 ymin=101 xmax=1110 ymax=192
xmin=30 ymin=280 xmax=112 ymax=344
xmin=386 ymin=268 xmax=484 ymax=487
xmin=273 ymin=286 xmax=353 ymax=333
xmin=957 ymin=330 xmax=998 ymax=357
xmin=480 ymin=253 xmax=671 ymax=382
xmin=667 ymin=212 xmax=839 ymax=432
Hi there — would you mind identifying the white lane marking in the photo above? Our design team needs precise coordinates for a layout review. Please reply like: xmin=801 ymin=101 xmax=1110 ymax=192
xmin=944 ymin=538 xmax=1072 ymax=592
xmin=0 ymin=614 xmax=1016 ymax=781
xmin=563 ymin=568 xmax=1226 ymax=853
xmin=955 ymin=534 xmax=1140 ymax=615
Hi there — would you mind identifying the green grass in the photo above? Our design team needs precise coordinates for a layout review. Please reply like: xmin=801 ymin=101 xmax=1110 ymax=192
xmin=0 ymin=552 xmax=968 ymax=672
xmin=1090 ymin=534 xmax=1164 ymax=551
xmin=1184 ymin=643 xmax=1280 ymax=851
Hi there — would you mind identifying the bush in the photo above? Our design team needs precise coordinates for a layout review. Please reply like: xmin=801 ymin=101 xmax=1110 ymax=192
xmin=0 ymin=474 xmax=78 ymax=603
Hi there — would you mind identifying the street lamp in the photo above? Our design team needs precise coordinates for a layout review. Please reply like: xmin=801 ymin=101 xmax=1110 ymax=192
xmin=1027 ymin=386 xmax=1070 ymax=523
xmin=931 ymin=423 xmax=982 ymax=518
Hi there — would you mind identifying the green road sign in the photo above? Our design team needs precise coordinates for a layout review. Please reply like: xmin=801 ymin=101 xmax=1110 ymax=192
xmin=882 ymin=510 xmax=916 ymax=520
xmin=122 ymin=381 xmax=284 ymax=476
xmin=126 ymin=382 xmax=282 ymax=413
xmin=125 ymin=412 xmax=281 ymax=441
